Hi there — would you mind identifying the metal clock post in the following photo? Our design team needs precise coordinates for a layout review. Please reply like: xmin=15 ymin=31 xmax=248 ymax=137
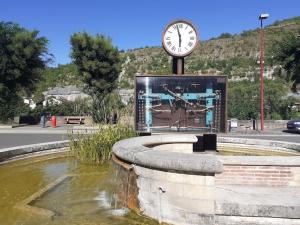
xmin=172 ymin=57 xmax=184 ymax=75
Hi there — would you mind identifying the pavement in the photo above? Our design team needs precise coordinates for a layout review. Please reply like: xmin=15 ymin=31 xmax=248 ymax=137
xmin=221 ymin=135 xmax=300 ymax=144
xmin=0 ymin=125 xmax=299 ymax=149
xmin=0 ymin=133 xmax=69 ymax=149
xmin=0 ymin=125 xmax=94 ymax=149
xmin=216 ymin=184 xmax=300 ymax=219
xmin=0 ymin=124 xmax=95 ymax=134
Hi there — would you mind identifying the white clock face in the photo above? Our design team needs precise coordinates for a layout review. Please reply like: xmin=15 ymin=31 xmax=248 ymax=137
xmin=163 ymin=21 xmax=198 ymax=57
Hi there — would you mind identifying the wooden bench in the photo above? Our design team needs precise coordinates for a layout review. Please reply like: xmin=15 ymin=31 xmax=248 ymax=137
xmin=65 ymin=116 xmax=85 ymax=124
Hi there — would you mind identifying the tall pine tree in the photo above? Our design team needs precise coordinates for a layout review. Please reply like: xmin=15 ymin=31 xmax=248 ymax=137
xmin=70 ymin=32 xmax=121 ymax=122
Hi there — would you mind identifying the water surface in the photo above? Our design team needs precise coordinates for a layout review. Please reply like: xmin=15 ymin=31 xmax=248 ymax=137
xmin=0 ymin=154 xmax=158 ymax=225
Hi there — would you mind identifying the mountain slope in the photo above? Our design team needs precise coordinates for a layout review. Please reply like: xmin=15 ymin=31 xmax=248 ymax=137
xmin=120 ymin=16 xmax=300 ymax=88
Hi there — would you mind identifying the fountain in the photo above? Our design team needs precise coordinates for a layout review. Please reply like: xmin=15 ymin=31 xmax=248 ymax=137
xmin=112 ymin=134 xmax=300 ymax=225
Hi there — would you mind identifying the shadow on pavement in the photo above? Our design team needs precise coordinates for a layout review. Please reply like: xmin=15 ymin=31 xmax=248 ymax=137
xmin=282 ymin=129 xmax=300 ymax=134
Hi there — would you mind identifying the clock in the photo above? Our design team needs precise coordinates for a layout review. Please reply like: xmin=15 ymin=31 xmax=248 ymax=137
xmin=162 ymin=20 xmax=199 ymax=57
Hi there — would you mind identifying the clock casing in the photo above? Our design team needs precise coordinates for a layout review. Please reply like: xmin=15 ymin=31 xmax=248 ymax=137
xmin=162 ymin=20 xmax=199 ymax=57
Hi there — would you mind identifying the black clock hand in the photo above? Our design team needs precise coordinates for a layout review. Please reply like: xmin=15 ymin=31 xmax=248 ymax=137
xmin=176 ymin=25 xmax=182 ymax=47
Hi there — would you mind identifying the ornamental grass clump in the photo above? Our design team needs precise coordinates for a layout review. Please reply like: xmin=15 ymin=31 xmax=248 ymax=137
xmin=69 ymin=124 xmax=135 ymax=164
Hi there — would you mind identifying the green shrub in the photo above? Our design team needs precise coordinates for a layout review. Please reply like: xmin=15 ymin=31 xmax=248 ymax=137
xmin=69 ymin=124 xmax=136 ymax=164
xmin=0 ymin=94 xmax=31 ymax=123
xmin=30 ymin=97 xmax=91 ymax=118
xmin=218 ymin=33 xmax=232 ymax=39
xmin=269 ymin=112 xmax=282 ymax=120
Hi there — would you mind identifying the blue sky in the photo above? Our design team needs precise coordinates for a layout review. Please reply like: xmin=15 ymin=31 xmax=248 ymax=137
xmin=1 ymin=0 xmax=299 ymax=66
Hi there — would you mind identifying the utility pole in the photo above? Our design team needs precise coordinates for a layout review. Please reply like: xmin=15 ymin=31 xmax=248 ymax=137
xmin=259 ymin=13 xmax=269 ymax=131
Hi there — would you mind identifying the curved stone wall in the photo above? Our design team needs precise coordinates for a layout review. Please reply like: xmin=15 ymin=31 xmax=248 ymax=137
xmin=0 ymin=140 xmax=69 ymax=162
xmin=113 ymin=135 xmax=223 ymax=174
xmin=113 ymin=134 xmax=224 ymax=225
xmin=112 ymin=134 xmax=300 ymax=225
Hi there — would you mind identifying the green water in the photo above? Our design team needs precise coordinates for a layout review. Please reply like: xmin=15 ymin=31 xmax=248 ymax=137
xmin=0 ymin=154 xmax=158 ymax=225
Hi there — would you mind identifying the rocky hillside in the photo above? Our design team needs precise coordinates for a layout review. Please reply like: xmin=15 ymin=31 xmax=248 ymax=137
xmin=119 ymin=16 xmax=300 ymax=88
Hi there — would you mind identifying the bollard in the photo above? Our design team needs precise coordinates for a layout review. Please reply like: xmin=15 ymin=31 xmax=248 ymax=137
xmin=40 ymin=115 xmax=46 ymax=128
xmin=193 ymin=136 xmax=204 ymax=152
xmin=193 ymin=134 xmax=218 ymax=153
xmin=51 ymin=116 xmax=57 ymax=128
xmin=203 ymin=134 xmax=217 ymax=152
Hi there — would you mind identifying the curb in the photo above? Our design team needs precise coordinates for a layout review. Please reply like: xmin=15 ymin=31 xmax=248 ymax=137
xmin=217 ymin=137 xmax=300 ymax=152
xmin=0 ymin=140 xmax=69 ymax=162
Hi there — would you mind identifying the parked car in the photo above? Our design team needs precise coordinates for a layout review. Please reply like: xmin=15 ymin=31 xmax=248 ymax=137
xmin=287 ymin=119 xmax=300 ymax=132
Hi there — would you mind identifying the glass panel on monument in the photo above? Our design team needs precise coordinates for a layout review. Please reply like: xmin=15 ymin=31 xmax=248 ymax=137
xmin=135 ymin=75 xmax=227 ymax=133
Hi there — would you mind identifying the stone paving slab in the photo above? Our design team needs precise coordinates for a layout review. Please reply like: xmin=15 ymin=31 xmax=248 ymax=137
xmin=216 ymin=215 xmax=300 ymax=225
xmin=216 ymin=185 xmax=300 ymax=219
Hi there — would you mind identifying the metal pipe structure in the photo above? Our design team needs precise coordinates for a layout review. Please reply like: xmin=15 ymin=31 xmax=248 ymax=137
xmin=145 ymin=77 xmax=152 ymax=132
xmin=259 ymin=13 xmax=269 ymax=131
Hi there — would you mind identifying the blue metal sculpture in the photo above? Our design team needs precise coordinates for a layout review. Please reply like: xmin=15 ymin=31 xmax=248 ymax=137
xmin=138 ymin=82 xmax=221 ymax=131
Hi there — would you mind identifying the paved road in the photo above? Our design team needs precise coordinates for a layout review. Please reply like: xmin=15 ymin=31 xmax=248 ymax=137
xmin=0 ymin=133 xmax=69 ymax=149
xmin=224 ymin=135 xmax=300 ymax=143
xmin=0 ymin=129 xmax=299 ymax=149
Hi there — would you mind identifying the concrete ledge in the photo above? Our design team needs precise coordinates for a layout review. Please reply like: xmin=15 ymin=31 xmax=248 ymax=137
xmin=113 ymin=135 xmax=223 ymax=174
xmin=135 ymin=150 xmax=223 ymax=174
xmin=216 ymin=215 xmax=300 ymax=225
xmin=0 ymin=125 xmax=14 ymax=128
xmin=15 ymin=174 xmax=70 ymax=218
xmin=216 ymin=185 xmax=300 ymax=219
xmin=218 ymin=137 xmax=300 ymax=152
xmin=217 ymin=155 xmax=300 ymax=166
xmin=14 ymin=172 xmax=106 ymax=219
xmin=0 ymin=140 xmax=69 ymax=162
xmin=113 ymin=135 xmax=300 ymax=174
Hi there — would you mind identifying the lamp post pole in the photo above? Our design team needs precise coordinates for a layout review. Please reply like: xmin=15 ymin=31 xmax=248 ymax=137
xmin=259 ymin=13 xmax=269 ymax=131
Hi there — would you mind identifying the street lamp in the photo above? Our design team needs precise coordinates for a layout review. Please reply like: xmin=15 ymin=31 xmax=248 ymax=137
xmin=259 ymin=13 xmax=269 ymax=131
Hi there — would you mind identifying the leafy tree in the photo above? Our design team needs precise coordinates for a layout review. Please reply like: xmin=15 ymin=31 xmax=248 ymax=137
xmin=272 ymin=31 xmax=300 ymax=92
xmin=264 ymin=79 xmax=290 ymax=119
xmin=228 ymin=79 xmax=292 ymax=120
xmin=70 ymin=32 xmax=121 ymax=122
xmin=228 ymin=81 xmax=260 ymax=119
xmin=97 ymin=92 xmax=124 ymax=123
xmin=0 ymin=21 xmax=49 ymax=121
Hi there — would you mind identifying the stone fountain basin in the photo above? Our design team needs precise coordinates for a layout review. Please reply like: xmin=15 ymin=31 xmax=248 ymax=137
xmin=112 ymin=134 xmax=300 ymax=225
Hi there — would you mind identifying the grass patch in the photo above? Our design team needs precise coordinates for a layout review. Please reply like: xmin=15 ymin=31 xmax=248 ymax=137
xmin=69 ymin=124 xmax=136 ymax=164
